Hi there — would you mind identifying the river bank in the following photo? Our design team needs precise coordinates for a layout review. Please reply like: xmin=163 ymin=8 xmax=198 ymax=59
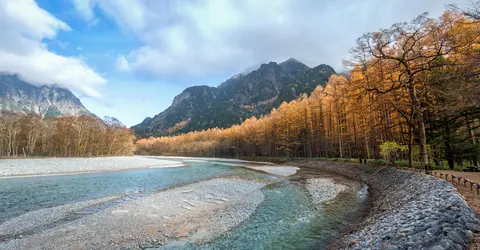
xmin=0 ymin=157 xmax=185 ymax=177
xmin=0 ymin=177 xmax=269 ymax=249
xmin=291 ymin=160 xmax=480 ymax=250
xmin=0 ymin=156 xmax=293 ymax=178
xmin=0 ymin=157 xmax=362 ymax=249
xmin=3 ymin=156 xmax=475 ymax=249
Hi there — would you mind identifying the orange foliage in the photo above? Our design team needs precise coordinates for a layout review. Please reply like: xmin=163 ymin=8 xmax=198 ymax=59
xmin=135 ymin=9 xmax=480 ymax=165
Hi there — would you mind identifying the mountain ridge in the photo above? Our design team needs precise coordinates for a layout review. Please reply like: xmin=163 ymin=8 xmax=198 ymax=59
xmin=0 ymin=73 xmax=91 ymax=118
xmin=132 ymin=58 xmax=335 ymax=136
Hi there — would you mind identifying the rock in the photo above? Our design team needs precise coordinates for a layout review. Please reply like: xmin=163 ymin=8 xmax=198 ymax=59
xmin=111 ymin=209 xmax=129 ymax=215
xmin=442 ymin=226 xmax=453 ymax=233
xmin=184 ymin=200 xmax=196 ymax=207
xmin=465 ymin=223 xmax=480 ymax=232
xmin=440 ymin=239 xmax=454 ymax=249
xmin=398 ymin=227 xmax=413 ymax=233
xmin=467 ymin=230 xmax=474 ymax=242
xmin=428 ymin=246 xmax=445 ymax=250
xmin=453 ymin=243 xmax=463 ymax=250
xmin=447 ymin=231 xmax=465 ymax=245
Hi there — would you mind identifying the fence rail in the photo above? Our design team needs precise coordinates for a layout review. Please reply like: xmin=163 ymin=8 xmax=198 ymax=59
xmin=431 ymin=171 xmax=480 ymax=195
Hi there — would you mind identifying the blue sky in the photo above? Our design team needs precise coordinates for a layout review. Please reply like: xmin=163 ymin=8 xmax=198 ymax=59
xmin=0 ymin=0 xmax=470 ymax=126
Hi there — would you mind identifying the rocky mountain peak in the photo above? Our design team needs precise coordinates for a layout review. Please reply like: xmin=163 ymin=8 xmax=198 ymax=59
xmin=0 ymin=73 xmax=91 ymax=117
xmin=279 ymin=58 xmax=309 ymax=74
xmin=132 ymin=58 xmax=335 ymax=137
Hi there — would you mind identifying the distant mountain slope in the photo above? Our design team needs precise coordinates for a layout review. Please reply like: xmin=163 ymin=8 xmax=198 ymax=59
xmin=0 ymin=73 xmax=91 ymax=117
xmin=132 ymin=58 xmax=335 ymax=136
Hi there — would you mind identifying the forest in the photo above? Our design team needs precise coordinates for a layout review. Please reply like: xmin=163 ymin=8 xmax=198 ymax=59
xmin=0 ymin=112 xmax=134 ymax=157
xmin=136 ymin=7 xmax=480 ymax=170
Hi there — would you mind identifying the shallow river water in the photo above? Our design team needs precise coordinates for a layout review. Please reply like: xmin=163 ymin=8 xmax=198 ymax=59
xmin=0 ymin=157 xmax=368 ymax=249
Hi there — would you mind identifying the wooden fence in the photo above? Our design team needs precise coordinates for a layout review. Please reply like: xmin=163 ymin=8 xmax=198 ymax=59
xmin=431 ymin=171 xmax=480 ymax=195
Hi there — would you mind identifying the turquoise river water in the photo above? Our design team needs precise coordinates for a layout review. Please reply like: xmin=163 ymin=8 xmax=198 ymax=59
xmin=0 ymin=158 xmax=368 ymax=249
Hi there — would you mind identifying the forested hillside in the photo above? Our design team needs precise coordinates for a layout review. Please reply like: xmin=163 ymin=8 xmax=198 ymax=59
xmin=136 ymin=8 xmax=480 ymax=169
xmin=0 ymin=112 xmax=134 ymax=157
xmin=132 ymin=59 xmax=335 ymax=136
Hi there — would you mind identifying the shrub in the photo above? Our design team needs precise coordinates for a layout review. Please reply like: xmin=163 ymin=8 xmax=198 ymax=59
xmin=380 ymin=141 xmax=407 ymax=165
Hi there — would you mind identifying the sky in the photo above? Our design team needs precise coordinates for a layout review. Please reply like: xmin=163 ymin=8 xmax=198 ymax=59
xmin=0 ymin=0 xmax=471 ymax=127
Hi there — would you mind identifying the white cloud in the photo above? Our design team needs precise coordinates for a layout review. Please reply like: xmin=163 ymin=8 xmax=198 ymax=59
xmin=72 ymin=0 xmax=95 ymax=21
xmin=73 ymin=0 xmax=471 ymax=76
xmin=57 ymin=40 xmax=69 ymax=49
xmin=0 ymin=0 xmax=106 ymax=98
xmin=115 ymin=55 xmax=130 ymax=72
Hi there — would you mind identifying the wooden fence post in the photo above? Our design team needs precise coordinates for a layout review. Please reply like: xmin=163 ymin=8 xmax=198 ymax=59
xmin=445 ymin=174 xmax=449 ymax=180
xmin=452 ymin=175 xmax=456 ymax=183
xmin=458 ymin=177 xmax=462 ymax=185
xmin=464 ymin=179 xmax=468 ymax=187
xmin=477 ymin=183 xmax=480 ymax=195
xmin=470 ymin=181 xmax=474 ymax=191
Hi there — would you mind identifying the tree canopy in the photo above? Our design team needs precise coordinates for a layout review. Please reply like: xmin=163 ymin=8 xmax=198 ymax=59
xmin=136 ymin=8 xmax=480 ymax=169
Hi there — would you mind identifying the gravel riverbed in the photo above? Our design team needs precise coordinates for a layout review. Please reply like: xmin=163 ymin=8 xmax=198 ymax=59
xmin=0 ymin=195 xmax=123 ymax=239
xmin=292 ymin=161 xmax=480 ymax=250
xmin=0 ymin=156 xmax=184 ymax=177
xmin=245 ymin=166 xmax=300 ymax=176
xmin=306 ymin=178 xmax=349 ymax=207
xmin=0 ymin=177 xmax=268 ymax=249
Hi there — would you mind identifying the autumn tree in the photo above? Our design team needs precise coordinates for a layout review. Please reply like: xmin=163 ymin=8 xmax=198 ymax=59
xmin=0 ymin=114 xmax=134 ymax=157
xmin=135 ymin=8 xmax=479 ymax=170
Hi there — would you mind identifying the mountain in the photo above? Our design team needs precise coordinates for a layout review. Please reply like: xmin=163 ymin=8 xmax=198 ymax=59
xmin=132 ymin=58 xmax=335 ymax=136
xmin=0 ymin=73 xmax=91 ymax=117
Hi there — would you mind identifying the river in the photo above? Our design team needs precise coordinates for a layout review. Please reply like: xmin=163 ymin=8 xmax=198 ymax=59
xmin=0 ymin=157 xmax=368 ymax=249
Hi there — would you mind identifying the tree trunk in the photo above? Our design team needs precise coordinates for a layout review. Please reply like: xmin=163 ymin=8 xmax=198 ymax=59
xmin=337 ymin=111 xmax=343 ymax=158
xmin=465 ymin=116 xmax=479 ymax=167
xmin=408 ymin=124 xmax=413 ymax=168
xmin=409 ymin=84 xmax=429 ymax=168
xmin=444 ymin=123 xmax=455 ymax=170
xmin=364 ymin=131 xmax=370 ymax=159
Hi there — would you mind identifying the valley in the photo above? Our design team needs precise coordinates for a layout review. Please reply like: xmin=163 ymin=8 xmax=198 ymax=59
xmin=0 ymin=1 xmax=479 ymax=249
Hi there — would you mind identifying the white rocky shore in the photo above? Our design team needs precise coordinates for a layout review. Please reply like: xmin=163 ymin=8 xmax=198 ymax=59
xmin=294 ymin=160 xmax=480 ymax=250
xmin=0 ymin=177 xmax=268 ymax=249
xmin=0 ymin=196 xmax=122 ymax=238
xmin=0 ymin=156 xmax=184 ymax=177
xmin=245 ymin=166 xmax=299 ymax=176
xmin=306 ymin=178 xmax=349 ymax=206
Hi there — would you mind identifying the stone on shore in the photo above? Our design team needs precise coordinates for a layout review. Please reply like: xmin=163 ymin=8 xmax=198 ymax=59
xmin=306 ymin=178 xmax=349 ymax=206
xmin=293 ymin=160 xmax=480 ymax=250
